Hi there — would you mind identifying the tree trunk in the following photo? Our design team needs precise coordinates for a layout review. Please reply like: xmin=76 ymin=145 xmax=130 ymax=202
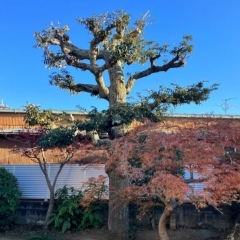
xmin=108 ymin=62 xmax=127 ymax=105
xmin=107 ymin=64 xmax=129 ymax=239
xmin=44 ymin=189 xmax=55 ymax=228
xmin=107 ymin=171 xmax=129 ymax=240
xmin=158 ymin=203 xmax=174 ymax=240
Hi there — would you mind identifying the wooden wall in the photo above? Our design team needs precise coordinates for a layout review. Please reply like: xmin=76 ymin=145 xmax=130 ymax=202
xmin=1 ymin=113 xmax=239 ymax=165
xmin=0 ymin=112 xmax=26 ymax=129
xmin=0 ymin=111 xmax=87 ymax=164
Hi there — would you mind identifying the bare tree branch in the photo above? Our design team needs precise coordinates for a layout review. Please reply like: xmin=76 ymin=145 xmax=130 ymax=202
xmin=52 ymin=151 xmax=75 ymax=188
xmin=95 ymin=74 xmax=110 ymax=98
xmin=64 ymin=55 xmax=96 ymax=74
xmin=126 ymin=56 xmax=185 ymax=94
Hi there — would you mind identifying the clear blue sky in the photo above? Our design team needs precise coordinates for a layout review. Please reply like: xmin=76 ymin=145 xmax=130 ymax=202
xmin=1 ymin=0 xmax=240 ymax=114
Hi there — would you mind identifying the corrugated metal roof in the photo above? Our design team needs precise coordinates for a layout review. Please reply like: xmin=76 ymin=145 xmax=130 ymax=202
xmin=0 ymin=109 xmax=88 ymax=114
xmin=168 ymin=113 xmax=240 ymax=119
xmin=1 ymin=108 xmax=239 ymax=118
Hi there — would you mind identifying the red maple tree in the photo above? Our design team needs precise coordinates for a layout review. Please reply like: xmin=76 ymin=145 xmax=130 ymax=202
xmin=102 ymin=118 xmax=240 ymax=240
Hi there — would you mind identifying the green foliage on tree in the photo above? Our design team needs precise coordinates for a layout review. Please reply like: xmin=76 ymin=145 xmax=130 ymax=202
xmin=0 ymin=168 xmax=21 ymax=231
xmin=24 ymin=104 xmax=68 ymax=129
xmin=38 ymin=126 xmax=79 ymax=148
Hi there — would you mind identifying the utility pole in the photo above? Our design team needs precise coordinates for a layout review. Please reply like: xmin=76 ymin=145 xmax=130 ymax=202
xmin=216 ymin=98 xmax=237 ymax=114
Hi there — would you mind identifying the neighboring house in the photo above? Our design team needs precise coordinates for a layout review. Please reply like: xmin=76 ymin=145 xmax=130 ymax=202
xmin=0 ymin=109 xmax=105 ymax=200
xmin=0 ymin=109 xmax=86 ymax=164
xmin=0 ymin=109 xmax=240 ymax=199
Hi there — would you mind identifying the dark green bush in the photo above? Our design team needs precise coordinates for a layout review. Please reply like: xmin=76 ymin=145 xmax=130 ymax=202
xmin=48 ymin=186 xmax=102 ymax=233
xmin=79 ymin=204 xmax=102 ymax=229
xmin=48 ymin=186 xmax=83 ymax=232
xmin=0 ymin=167 xmax=21 ymax=231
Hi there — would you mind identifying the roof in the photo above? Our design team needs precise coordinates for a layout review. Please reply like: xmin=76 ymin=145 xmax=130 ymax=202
xmin=0 ymin=128 xmax=39 ymax=135
xmin=1 ymin=109 xmax=240 ymax=119
xmin=168 ymin=113 xmax=240 ymax=119
xmin=0 ymin=109 xmax=87 ymax=115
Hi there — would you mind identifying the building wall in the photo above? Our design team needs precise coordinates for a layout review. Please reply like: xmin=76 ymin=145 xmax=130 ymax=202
xmin=1 ymin=113 xmax=240 ymax=165
xmin=0 ymin=110 xmax=86 ymax=130
xmin=15 ymin=200 xmax=235 ymax=229
xmin=0 ymin=110 xmax=87 ymax=164
xmin=0 ymin=164 xmax=108 ymax=199
xmin=0 ymin=111 xmax=26 ymax=129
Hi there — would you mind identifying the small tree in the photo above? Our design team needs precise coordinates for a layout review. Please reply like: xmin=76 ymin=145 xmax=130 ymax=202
xmin=102 ymin=118 xmax=240 ymax=240
xmin=10 ymin=104 xmax=93 ymax=228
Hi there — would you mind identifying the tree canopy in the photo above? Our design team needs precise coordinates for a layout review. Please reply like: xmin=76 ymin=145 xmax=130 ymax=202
xmin=101 ymin=118 xmax=240 ymax=240
xmin=34 ymin=10 xmax=217 ymax=107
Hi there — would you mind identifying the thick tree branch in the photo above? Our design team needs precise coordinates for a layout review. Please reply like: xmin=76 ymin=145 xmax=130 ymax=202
xmin=126 ymin=56 xmax=185 ymax=94
xmin=60 ymin=42 xmax=105 ymax=60
xmin=36 ymin=32 xmax=105 ymax=60
xmin=62 ymin=80 xmax=104 ymax=97
xmin=95 ymin=74 xmax=109 ymax=99
xmin=125 ymin=77 xmax=135 ymax=94
xmin=98 ymin=58 xmax=118 ymax=73
xmin=64 ymin=55 xmax=96 ymax=74
xmin=90 ymin=23 xmax=117 ymax=66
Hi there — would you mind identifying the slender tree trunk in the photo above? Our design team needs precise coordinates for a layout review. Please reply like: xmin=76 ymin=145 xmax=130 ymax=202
xmin=107 ymin=64 xmax=129 ymax=239
xmin=158 ymin=202 xmax=176 ymax=240
xmin=44 ymin=189 xmax=55 ymax=228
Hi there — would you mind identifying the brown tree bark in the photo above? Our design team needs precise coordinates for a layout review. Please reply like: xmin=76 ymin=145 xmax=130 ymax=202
xmin=106 ymin=65 xmax=129 ymax=239
xmin=107 ymin=172 xmax=129 ymax=240
xmin=158 ymin=201 xmax=177 ymax=240
xmin=108 ymin=62 xmax=127 ymax=105
xmin=44 ymin=189 xmax=54 ymax=228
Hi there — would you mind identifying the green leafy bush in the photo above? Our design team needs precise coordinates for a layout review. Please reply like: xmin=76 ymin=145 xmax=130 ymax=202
xmin=0 ymin=168 xmax=21 ymax=231
xmin=48 ymin=186 xmax=102 ymax=233
xmin=79 ymin=204 xmax=102 ymax=229
xmin=48 ymin=186 xmax=83 ymax=232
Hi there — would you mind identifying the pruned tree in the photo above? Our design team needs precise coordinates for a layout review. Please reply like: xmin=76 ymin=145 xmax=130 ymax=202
xmin=34 ymin=10 xmax=218 ymax=239
xmin=101 ymin=118 xmax=240 ymax=240
xmin=8 ymin=104 xmax=93 ymax=228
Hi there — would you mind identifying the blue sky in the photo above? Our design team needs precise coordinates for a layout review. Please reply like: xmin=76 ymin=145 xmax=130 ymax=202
xmin=1 ymin=0 xmax=239 ymax=114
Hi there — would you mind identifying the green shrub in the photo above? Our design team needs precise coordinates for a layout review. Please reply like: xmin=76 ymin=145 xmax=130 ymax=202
xmin=79 ymin=204 xmax=102 ymax=229
xmin=48 ymin=186 xmax=83 ymax=233
xmin=48 ymin=186 xmax=103 ymax=233
xmin=0 ymin=167 xmax=21 ymax=231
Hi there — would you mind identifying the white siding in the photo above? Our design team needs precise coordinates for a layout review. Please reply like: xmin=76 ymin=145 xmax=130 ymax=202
xmin=0 ymin=165 xmax=203 ymax=199
xmin=0 ymin=164 xmax=107 ymax=199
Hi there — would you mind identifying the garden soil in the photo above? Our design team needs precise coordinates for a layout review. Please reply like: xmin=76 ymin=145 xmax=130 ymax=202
xmin=0 ymin=225 xmax=227 ymax=240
